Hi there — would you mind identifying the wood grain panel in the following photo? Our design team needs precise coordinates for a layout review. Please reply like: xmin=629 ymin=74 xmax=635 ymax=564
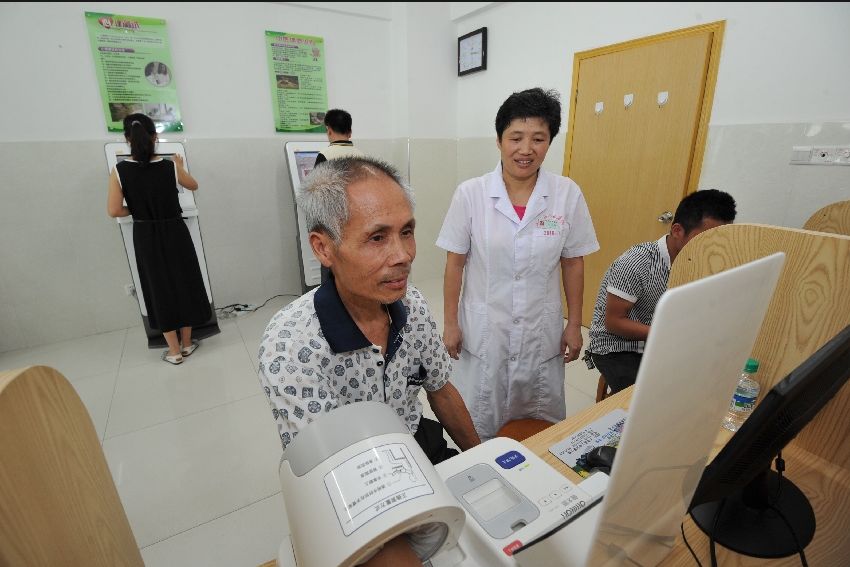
xmin=524 ymin=224 xmax=850 ymax=564
xmin=0 ymin=366 xmax=143 ymax=567
xmin=803 ymin=199 xmax=850 ymax=236
xmin=668 ymin=224 xmax=850 ymax=467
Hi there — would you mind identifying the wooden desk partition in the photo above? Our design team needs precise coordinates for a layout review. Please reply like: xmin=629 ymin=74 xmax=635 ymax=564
xmin=803 ymin=199 xmax=850 ymax=236
xmin=525 ymin=223 xmax=850 ymax=566
xmin=668 ymin=223 xmax=850 ymax=466
xmin=0 ymin=366 xmax=143 ymax=567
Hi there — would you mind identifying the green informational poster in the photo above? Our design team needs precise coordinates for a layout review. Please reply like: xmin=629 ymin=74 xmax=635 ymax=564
xmin=265 ymin=31 xmax=328 ymax=133
xmin=85 ymin=12 xmax=183 ymax=132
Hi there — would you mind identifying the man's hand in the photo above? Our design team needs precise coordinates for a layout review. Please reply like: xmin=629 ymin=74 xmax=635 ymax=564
xmin=562 ymin=323 xmax=583 ymax=363
xmin=443 ymin=323 xmax=463 ymax=360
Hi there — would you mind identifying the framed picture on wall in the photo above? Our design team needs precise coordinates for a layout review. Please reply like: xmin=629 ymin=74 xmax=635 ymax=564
xmin=458 ymin=27 xmax=487 ymax=76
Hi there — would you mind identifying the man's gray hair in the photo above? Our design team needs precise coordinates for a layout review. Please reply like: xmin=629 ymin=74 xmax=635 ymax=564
xmin=297 ymin=156 xmax=414 ymax=244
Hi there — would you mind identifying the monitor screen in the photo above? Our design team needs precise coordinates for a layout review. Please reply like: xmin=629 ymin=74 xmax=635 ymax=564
xmin=294 ymin=151 xmax=320 ymax=184
xmin=115 ymin=153 xmax=183 ymax=192
xmin=116 ymin=153 xmax=176 ymax=163
xmin=689 ymin=324 xmax=850 ymax=559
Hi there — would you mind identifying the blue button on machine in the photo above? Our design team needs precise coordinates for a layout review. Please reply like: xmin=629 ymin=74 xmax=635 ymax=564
xmin=495 ymin=450 xmax=526 ymax=469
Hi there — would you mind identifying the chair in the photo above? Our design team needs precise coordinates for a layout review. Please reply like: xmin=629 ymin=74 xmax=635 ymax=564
xmin=0 ymin=366 xmax=143 ymax=567
xmin=595 ymin=375 xmax=611 ymax=402
xmin=496 ymin=418 xmax=556 ymax=442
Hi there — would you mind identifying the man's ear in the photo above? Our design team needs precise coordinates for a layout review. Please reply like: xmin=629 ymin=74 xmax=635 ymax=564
xmin=670 ymin=222 xmax=686 ymax=241
xmin=309 ymin=231 xmax=334 ymax=268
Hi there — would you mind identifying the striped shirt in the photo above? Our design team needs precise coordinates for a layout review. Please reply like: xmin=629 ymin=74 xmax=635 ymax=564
xmin=587 ymin=234 xmax=671 ymax=358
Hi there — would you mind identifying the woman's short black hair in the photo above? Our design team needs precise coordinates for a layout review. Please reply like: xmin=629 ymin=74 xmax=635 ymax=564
xmin=495 ymin=88 xmax=561 ymax=141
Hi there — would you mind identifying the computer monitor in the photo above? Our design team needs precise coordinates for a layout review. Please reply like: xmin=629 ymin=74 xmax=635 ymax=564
xmin=689 ymin=324 xmax=850 ymax=560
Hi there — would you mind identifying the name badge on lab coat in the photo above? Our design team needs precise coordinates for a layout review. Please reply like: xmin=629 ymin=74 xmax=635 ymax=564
xmin=534 ymin=215 xmax=565 ymax=237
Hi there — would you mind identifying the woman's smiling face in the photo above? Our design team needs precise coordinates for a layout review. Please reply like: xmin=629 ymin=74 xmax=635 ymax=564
xmin=497 ymin=117 xmax=552 ymax=183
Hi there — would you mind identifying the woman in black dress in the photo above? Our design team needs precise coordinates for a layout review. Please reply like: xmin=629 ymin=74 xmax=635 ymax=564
xmin=107 ymin=114 xmax=211 ymax=364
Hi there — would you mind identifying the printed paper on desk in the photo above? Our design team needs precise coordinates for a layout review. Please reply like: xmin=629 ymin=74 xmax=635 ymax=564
xmin=549 ymin=409 xmax=627 ymax=478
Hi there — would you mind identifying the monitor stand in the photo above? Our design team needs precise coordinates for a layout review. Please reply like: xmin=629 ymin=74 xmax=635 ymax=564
xmin=690 ymin=467 xmax=816 ymax=559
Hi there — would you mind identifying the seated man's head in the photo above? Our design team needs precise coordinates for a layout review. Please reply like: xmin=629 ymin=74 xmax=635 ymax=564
xmin=669 ymin=189 xmax=737 ymax=255
xmin=299 ymin=157 xmax=415 ymax=306
xmin=323 ymin=108 xmax=353 ymax=141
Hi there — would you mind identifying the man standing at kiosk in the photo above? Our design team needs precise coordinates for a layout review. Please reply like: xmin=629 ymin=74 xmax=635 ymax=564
xmin=313 ymin=108 xmax=365 ymax=167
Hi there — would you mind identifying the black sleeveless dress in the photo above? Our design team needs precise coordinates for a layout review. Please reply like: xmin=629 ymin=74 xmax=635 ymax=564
xmin=117 ymin=159 xmax=211 ymax=332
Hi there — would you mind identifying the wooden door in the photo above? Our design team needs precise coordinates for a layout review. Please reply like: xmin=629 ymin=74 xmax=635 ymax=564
xmin=563 ymin=23 xmax=724 ymax=325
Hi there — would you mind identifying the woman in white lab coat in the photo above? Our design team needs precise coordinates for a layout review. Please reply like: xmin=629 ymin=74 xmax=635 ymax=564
xmin=437 ymin=88 xmax=599 ymax=440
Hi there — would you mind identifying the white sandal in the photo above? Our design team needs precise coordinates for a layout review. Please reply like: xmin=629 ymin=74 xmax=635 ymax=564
xmin=162 ymin=351 xmax=184 ymax=365
xmin=181 ymin=340 xmax=199 ymax=357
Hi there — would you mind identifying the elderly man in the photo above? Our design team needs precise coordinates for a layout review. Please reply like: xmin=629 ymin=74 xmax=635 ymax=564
xmin=259 ymin=156 xmax=480 ymax=458
xmin=259 ymin=156 xmax=480 ymax=566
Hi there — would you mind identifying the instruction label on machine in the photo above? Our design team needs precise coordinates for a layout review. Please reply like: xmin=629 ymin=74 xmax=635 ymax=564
xmin=549 ymin=409 xmax=627 ymax=478
xmin=324 ymin=443 xmax=434 ymax=535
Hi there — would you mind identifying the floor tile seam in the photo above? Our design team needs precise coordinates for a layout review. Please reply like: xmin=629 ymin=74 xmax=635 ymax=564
xmin=101 ymin=328 xmax=129 ymax=444
xmin=137 ymin=490 xmax=282 ymax=549
xmin=103 ymin=391 xmax=266 ymax=441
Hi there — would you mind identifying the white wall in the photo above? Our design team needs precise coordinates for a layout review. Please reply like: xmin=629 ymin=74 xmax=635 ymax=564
xmin=395 ymin=3 xmax=460 ymax=282
xmin=452 ymin=2 xmax=850 ymax=227
xmin=0 ymin=2 xmax=402 ymax=352
xmin=454 ymin=2 xmax=850 ymax=136
xmin=0 ymin=2 xmax=395 ymax=141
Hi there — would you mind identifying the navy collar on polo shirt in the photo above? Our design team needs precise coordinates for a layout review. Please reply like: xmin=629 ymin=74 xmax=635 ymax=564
xmin=314 ymin=274 xmax=408 ymax=359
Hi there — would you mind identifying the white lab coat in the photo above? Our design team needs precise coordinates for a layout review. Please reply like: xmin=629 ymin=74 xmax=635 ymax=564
xmin=436 ymin=165 xmax=599 ymax=440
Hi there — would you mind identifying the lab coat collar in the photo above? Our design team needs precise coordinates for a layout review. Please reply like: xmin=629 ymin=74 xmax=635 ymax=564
xmin=314 ymin=274 xmax=408 ymax=355
xmin=488 ymin=163 xmax=550 ymax=230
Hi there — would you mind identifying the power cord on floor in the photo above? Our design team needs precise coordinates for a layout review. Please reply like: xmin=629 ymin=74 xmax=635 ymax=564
xmin=215 ymin=294 xmax=298 ymax=319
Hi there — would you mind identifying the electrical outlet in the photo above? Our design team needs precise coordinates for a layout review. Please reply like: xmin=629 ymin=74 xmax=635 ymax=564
xmin=791 ymin=145 xmax=850 ymax=166
xmin=124 ymin=283 xmax=136 ymax=297
xmin=811 ymin=147 xmax=834 ymax=164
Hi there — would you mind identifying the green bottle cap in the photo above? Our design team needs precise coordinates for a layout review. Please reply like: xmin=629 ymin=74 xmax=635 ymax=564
xmin=744 ymin=358 xmax=759 ymax=373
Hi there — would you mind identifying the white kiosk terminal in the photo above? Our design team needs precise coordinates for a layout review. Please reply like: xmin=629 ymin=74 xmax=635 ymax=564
xmin=284 ymin=140 xmax=327 ymax=292
xmin=104 ymin=141 xmax=220 ymax=348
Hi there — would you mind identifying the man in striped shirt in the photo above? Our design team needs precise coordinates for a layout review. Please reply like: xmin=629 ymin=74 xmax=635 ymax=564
xmin=584 ymin=190 xmax=737 ymax=394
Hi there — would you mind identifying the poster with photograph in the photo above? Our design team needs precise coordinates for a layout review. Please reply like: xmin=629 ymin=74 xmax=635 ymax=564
xmin=265 ymin=31 xmax=328 ymax=133
xmin=85 ymin=12 xmax=183 ymax=132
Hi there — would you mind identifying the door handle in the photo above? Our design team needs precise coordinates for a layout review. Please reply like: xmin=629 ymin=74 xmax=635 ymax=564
xmin=657 ymin=211 xmax=673 ymax=223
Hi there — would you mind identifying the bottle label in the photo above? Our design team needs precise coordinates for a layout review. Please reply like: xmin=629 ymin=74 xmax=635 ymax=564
xmin=732 ymin=393 xmax=756 ymax=411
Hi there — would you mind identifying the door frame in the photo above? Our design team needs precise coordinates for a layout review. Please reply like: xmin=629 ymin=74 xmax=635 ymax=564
xmin=562 ymin=21 xmax=725 ymax=195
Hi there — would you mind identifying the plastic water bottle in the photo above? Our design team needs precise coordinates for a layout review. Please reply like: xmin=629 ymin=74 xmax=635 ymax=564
xmin=722 ymin=358 xmax=760 ymax=432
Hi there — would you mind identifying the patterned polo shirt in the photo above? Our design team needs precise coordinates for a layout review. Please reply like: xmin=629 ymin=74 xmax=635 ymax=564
xmin=586 ymin=234 xmax=671 ymax=358
xmin=257 ymin=280 xmax=451 ymax=450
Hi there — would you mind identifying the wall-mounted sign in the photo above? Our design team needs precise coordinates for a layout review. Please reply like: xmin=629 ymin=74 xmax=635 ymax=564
xmin=85 ymin=12 xmax=183 ymax=132
xmin=265 ymin=31 xmax=328 ymax=133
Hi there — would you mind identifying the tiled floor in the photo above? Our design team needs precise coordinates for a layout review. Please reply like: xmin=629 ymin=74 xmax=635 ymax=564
xmin=0 ymin=276 xmax=598 ymax=566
